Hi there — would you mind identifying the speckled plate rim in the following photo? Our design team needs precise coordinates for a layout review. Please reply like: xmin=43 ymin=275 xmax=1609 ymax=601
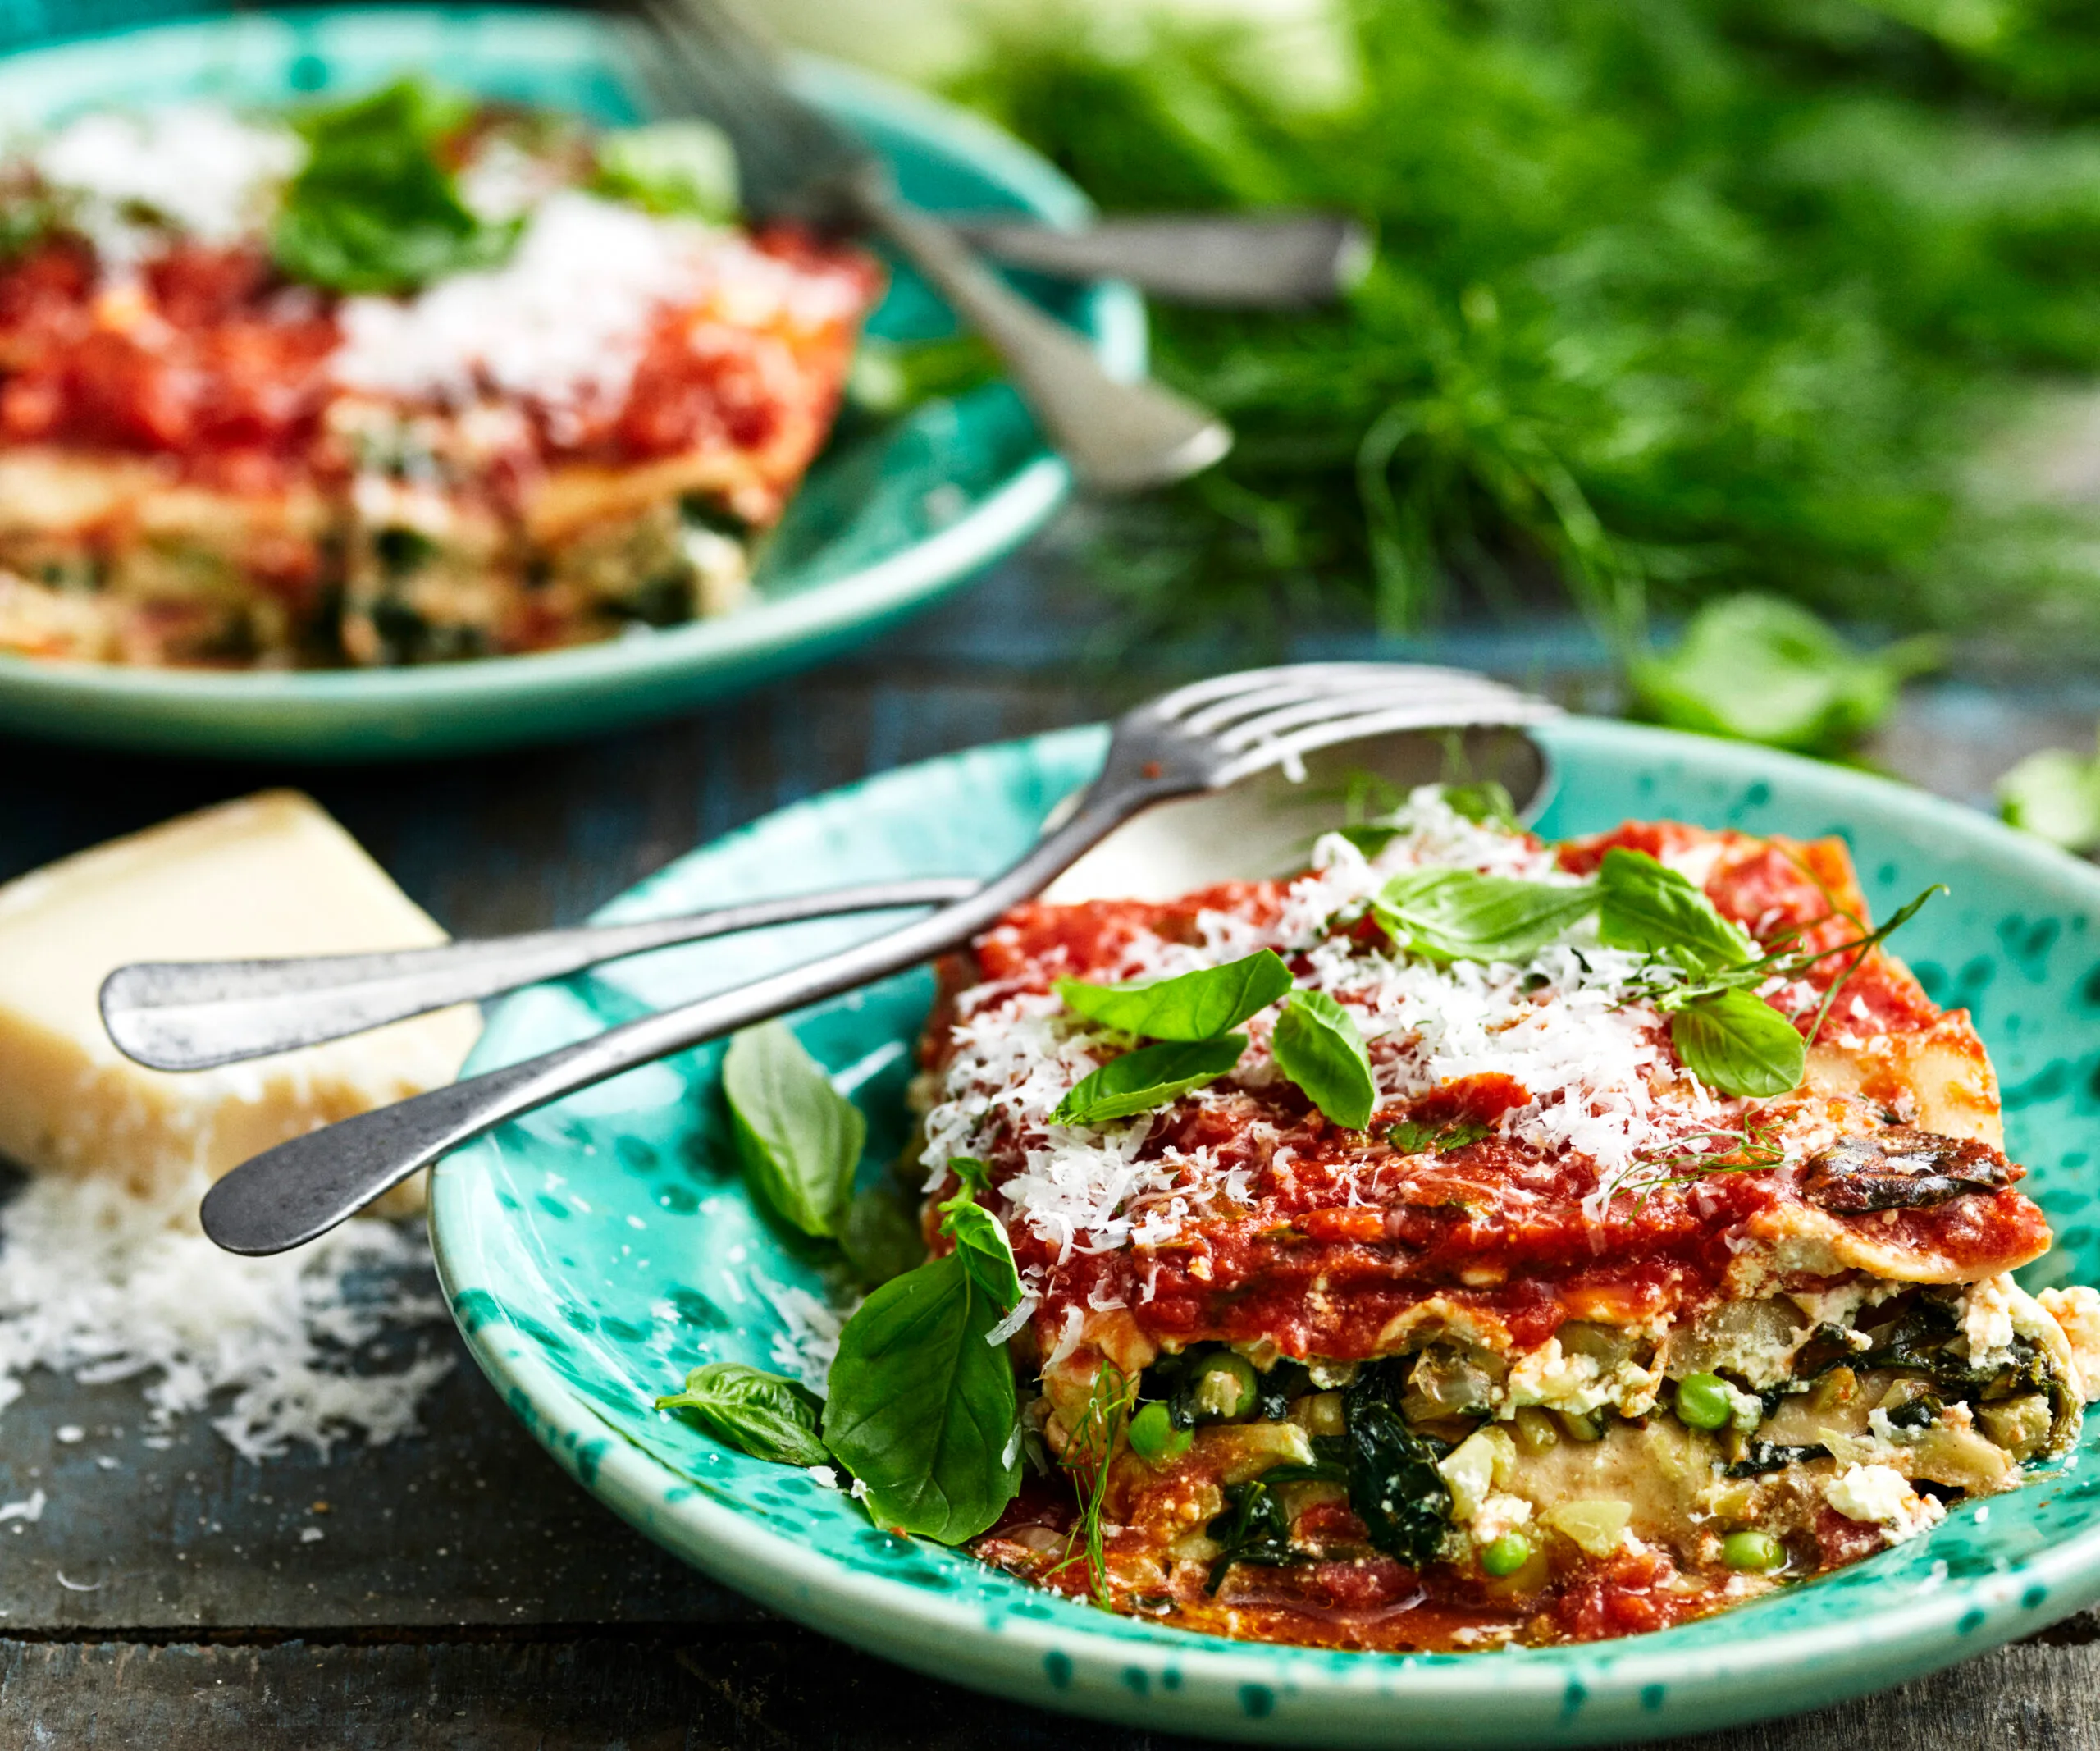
xmin=0 ymin=9 xmax=1144 ymax=757
xmin=429 ymin=718 xmax=2100 ymax=1746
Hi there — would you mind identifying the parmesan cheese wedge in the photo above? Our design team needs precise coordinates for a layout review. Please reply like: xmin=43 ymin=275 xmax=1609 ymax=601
xmin=0 ymin=790 xmax=480 ymax=1205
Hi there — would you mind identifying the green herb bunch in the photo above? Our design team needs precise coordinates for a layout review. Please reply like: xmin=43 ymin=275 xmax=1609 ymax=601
xmin=951 ymin=0 xmax=2100 ymax=651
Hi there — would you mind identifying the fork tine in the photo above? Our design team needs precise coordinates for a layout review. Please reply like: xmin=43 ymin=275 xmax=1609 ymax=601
xmin=1215 ymin=698 xmax=1561 ymax=788
xmin=1185 ymin=675 xmax=1529 ymax=740
xmin=632 ymin=0 xmax=865 ymax=213
xmin=1210 ymin=681 xmax=1528 ymax=748
xmin=1149 ymin=662 xmax=1518 ymax=724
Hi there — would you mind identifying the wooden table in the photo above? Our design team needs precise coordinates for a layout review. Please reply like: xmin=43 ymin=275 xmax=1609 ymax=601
xmin=1 ymin=531 xmax=2096 ymax=1748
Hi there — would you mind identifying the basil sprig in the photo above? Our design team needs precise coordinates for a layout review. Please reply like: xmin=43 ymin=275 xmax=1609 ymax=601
xmin=1271 ymin=989 xmax=1377 ymax=1129
xmin=940 ymin=1180 xmax=1025 ymax=1310
xmin=655 ymin=1361 xmax=828 ymax=1468
xmin=1052 ymin=1036 xmax=1247 ymax=1127
xmin=821 ymin=1177 xmax=1025 ymax=1543
xmin=1374 ymin=867 xmax=1596 ymax=963
xmin=1593 ymin=848 xmax=1802 ymax=1097
xmin=272 ymin=80 xmax=520 ymax=294
xmin=1596 ymin=848 xmax=1757 ymax=970
xmin=1666 ymin=985 xmax=1810 ymax=1100
xmin=1057 ymin=949 xmax=1291 ymax=1041
xmin=722 ymin=1022 xmax=866 ymax=1239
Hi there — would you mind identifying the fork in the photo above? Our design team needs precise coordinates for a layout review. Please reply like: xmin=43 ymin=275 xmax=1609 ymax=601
xmin=628 ymin=0 xmax=1230 ymax=493
xmin=194 ymin=663 xmax=1558 ymax=1256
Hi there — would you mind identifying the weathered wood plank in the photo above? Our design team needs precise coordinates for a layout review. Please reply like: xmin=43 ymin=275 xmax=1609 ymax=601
xmin=2 ymin=1623 xmax=2097 ymax=1751
xmin=0 ymin=1318 xmax=749 ymax=1631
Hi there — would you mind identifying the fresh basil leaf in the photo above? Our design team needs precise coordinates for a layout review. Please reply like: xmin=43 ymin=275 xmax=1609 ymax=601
xmin=592 ymin=119 xmax=740 ymax=222
xmin=842 ymin=1186 xmax=926 ymax=1290
xmin=1596 ymin=847 xmax=1755 ymax=971
xmin=822 ymin=1250 xmax=1020 ymax=1543
xmin=1441 ymin=779 xmax=1519 ymax=830
xmin=272 ymin=79 xmax=518 ymax=293
xmin=1057 ymin=949 xmax=1291 ymax=1041
xmin=722 ymin=1022 xmax=866 ymax=1239
xmin=1374 ymin=867 xmax=1596 ymax=963
xmin=1052 ymin=1036 xmax=1246 ymax=1127
xmin=1271 ymin=989 xmax=1376 ymax=1129
xmin=1631 ymin=594 xmax=1940 ymax=757
xmin=940 ymin=1197 xmax=1024 ymax=1313
xmin=655 ymin=1361 xmax=828 ymax=1467
xmin=1336 ymin=822 xmax=1404 ymax=857
xmin=1999 ymin=735 xmax=2100 ymax=853
xmin=1386 ymin=1117 xmax=1492 ymax=1154
xmin=1669 ymin=987 xmax=1806 ymax=1098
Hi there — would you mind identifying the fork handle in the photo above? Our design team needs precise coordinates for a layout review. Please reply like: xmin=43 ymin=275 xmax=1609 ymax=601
xmin=99 ymin=876 xmax=984 ymax=1073
xmin=197 ymin=779 xmax=1180 ymax=1255
xmin=956 ymin=212 xmax=1372 ymax=309
xmin=859 ymin=178 xmax=1232 ymax=493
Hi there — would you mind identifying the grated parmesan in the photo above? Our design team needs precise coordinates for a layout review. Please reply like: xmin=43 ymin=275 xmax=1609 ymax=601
xmin=0 ymin=1172 xmax=452 ymax=1462
xmin=920 ymin=784 xmax=1721 ymax=1286
xmin=34 ymin=105 xmax=302 ymax=267
xmin=330 ymin=190 xmax=862 ymax=436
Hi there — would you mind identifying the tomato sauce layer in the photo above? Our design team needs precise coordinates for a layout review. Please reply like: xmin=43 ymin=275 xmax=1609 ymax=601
xmin=0 ymin=226 xmax=878 ymax=494
xmin=930 ymin=825 xmax=2048 ymax=1362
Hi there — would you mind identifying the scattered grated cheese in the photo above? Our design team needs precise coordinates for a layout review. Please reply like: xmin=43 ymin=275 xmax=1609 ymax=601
xmin=0 ymin=1172 xmax=452 ymax=1462
xmin=0 ymin=1488 xmax=44 ymax=1524
xmin=330 ymin=191 xmax=863 ymax=437
xmin=34 ymin=105 xmax=302 ymax=267
xmin=755 ymin=1277 xmax=848 ymax=1392
xmin=920 ymin=784 xmax=1719 ymax=1282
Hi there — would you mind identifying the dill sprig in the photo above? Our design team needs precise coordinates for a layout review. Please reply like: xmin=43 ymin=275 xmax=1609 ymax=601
xmin=1049 ymin=1360 xmax=1134 ymax=1606
xmin=1618 ymin=1120 xmax=1787 ymax=1208
xmin=952 ymin=2 xmax=2100 ymax=656
xmin=1621 ymin=885 xmax=1945 ymax=1029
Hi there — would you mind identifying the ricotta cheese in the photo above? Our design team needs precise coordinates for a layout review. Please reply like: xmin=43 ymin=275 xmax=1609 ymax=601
xmin=1825 ymin=1462 xmax=1947 ymax=1542
xmin=1960 ymin=1273 xmax=2020 ymax=1369
xmin=0 ymin=790 xmax=479 ymax=1202
xmin=2038 ymin=1284 xmax=2100 ymax=1402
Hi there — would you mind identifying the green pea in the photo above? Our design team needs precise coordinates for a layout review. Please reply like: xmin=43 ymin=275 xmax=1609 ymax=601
xmin=1722 ymin=1529 xmax=1785 ymax=1572
xmin=1480 ymin=1533 xmax=1533 ymax=1577
xmin=1128 ymin=1400 xmax=1192 ymax=1462
xmin=1191 ymin=1352 xmax=1259 ymax=1421
xmin=1675 ymin=1372 xmax=1733 ymax=1431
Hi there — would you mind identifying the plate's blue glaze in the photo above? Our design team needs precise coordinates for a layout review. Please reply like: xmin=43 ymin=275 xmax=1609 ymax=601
xmin=431 ymin=720 xmax=2100 ymax=1745
xmin=0 ymin=7 xmax=1139 ymax=759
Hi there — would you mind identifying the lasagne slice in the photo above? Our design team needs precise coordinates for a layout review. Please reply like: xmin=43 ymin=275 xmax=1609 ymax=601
xmin=0 ymin=98 xmax=880 ymax=670
xmin=918 ymin=789 xmax=2100 ymax=1650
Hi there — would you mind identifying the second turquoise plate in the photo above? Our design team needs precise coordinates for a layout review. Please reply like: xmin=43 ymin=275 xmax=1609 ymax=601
xmin=0 ymin=7 xmax=1139 ymax=759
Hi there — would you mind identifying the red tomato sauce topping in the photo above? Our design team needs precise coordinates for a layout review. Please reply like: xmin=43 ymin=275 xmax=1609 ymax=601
xmin=933 ymin=824 xmax=2043 ymax=1367
xmin=0 ymin=224 xmax=879 ymax=491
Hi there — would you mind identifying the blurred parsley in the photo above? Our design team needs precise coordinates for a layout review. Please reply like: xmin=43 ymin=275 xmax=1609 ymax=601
xmin=273 ymin=80 xmax=518 ymax=294
xmin=951 ymin=1 xmax=2100 ymax=655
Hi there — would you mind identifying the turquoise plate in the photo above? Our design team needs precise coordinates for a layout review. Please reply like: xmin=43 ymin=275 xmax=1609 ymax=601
xmin=0 ymin=7 xmax=1139 ymax=760
xmin=430 ymin=719 xmax=2100 ymax=1745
